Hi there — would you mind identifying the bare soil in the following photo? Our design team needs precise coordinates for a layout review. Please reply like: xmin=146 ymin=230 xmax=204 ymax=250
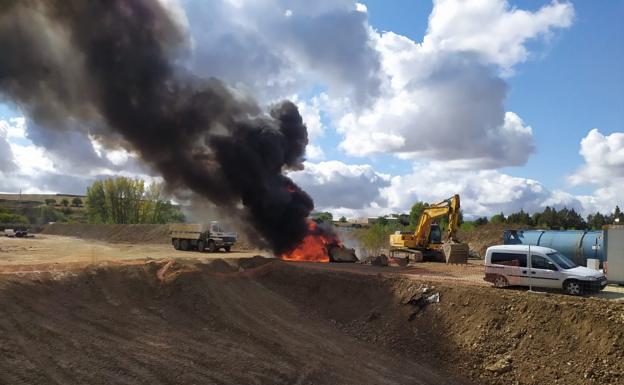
xmin=0 ymin=234 xmax=264 ymax=269
xmin=0 ymin=258 xmax=622 ymax=384
xmin=0 ymin=258 xmax=468 ymax=385
xmin=1 ymin=232 xmax=623 ymax=384
xmin=40 ymin=223 xmax=256 ymax=249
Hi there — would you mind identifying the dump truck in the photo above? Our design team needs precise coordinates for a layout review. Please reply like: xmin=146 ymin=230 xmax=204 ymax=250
xmin=170 ymin=222 xmax=237 ymax=252
xmin=389 ymin=194 xmax=469 ymax=263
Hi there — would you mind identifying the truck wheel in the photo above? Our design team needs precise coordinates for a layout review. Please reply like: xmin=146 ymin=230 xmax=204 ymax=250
xmin=224 ymin=245 xmax=231 ymax=252
xmin=207 ymin=240 xmax=217 ymax=252
xmin=197 ymin=240 xmax=205 ymax=252
xmin=173 ymin=239 xmax=181 ymax=250
xmin=180 ymin=239 xmax=190 ymax=251
xmin=564 ymin=280 xmax=583 ymax=296
xmin=493 ymin=275 xmax=508 ymax=288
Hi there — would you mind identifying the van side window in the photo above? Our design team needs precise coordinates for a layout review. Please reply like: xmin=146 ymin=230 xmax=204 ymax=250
xmin=531 ymin=255 xmax=558 ymax=271
xmin=491 ymin=252 xmax=527 ymax=267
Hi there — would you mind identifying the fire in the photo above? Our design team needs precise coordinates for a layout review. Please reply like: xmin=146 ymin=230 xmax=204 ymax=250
xmin=281 ymin=220 xmax=333 ymax=263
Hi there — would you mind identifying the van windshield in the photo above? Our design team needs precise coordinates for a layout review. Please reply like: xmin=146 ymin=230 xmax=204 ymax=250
xmin=547 ymin=252 xmax=578 ymax=269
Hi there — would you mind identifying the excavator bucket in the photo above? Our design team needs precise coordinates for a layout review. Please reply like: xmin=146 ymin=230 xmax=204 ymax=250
xmin=442 ymin=242 xmax=469 ymax=264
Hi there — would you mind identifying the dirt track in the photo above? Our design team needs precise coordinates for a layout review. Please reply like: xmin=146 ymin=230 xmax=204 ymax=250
xmin=0 ymin=234 xmax=265 ymax=268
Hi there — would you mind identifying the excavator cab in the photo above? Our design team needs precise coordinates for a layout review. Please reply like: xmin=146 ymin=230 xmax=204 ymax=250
xmin=428 ymin=223 xmax=442 ymax=244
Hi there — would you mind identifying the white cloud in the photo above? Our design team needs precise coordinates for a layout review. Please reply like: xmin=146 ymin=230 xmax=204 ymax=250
xmin=182 ymin=0 xmax=381 ymax=106
xmin=336 ymin=32 xmax=535 ymax=167
xmin=0 ymin=116 xmax=157 ymax=195
xmin=328 ymin=0 xmax=571 ymax=169
xmin=305 ymin=144 xmax=324 ymax=160
xmin=289 ymin=160 xmax=389 ymax=211
xmin=382 ymin=165 xmax=545 ymax=217
xmin=564 ymin=128 xmax=624 ymax=214
xmin=9 ymin=143 xmax=56 ymax=174
xmin=423 ymin=0 xmax=574 ymax=73
xmin=0 ymin=123 xmax=17 ymax=172
xmin=292 ymin=96 xmax=324 ymax=139
xmin=569 ymin=129 xmax=624 ymax=185
xmin=0 ymin=117 xmax=26 ymax=139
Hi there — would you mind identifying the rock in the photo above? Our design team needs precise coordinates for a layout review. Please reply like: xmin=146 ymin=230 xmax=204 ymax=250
xmin=328 ymin=245 xmax=358 ymax=262
xmin=371 ymin=254 xmax=389 ymax=267
xmin=485 ymin=355 xmax=513 ymax=374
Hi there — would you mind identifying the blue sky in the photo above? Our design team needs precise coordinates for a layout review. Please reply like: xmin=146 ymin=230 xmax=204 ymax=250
xmin=356 ymin=0 xmax=624 ymax=193
xmin=1 ymin=0 xmax=623 ymax=219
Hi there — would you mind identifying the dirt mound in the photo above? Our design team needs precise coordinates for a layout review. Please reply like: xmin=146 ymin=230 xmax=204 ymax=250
xmin=0 ymin=259 xmax=621 ymax=385
xmin=459 ymin=223 xmax=525 ymax=257
xmin=262 ymin=264 xmax=624 ymax=385
xmin=41 ymin=223 xmax=172 ymax=243
xmin=0 ymin=257 xmax=458 ymax=385
xmin=40 ymin=223 xmax=256 ymax=249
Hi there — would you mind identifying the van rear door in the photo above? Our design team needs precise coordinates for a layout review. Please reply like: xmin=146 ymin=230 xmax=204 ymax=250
xmin=489 ymin=252 xmax=529 ymax=286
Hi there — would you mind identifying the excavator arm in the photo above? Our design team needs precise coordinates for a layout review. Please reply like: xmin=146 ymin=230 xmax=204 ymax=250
xmin=413 ymin=194 xmax=461 ymax=247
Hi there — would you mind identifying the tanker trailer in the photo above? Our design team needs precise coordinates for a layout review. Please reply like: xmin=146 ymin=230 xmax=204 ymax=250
xmin=503 ymin=229 xmax=604 ymax=267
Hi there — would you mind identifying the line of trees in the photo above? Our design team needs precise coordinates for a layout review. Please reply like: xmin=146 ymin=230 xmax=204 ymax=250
xmin=351 ymin=203 xmax=624 ymax=254
xmin=86 ymin=177 xmax=184 ymax=224
xmin=472 ymin=206 xmax=624 ymax=230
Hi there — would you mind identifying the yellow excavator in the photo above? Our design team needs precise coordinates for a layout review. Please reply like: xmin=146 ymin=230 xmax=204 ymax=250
xmin=389 ymin=194 xmax=469 ymax=263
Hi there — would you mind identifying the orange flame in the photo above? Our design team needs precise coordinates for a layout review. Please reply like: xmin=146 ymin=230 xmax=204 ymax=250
xmin=281 ymin=220 xmax=331 ymax=263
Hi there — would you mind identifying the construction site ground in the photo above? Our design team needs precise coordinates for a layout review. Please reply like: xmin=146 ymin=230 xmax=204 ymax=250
xmin=1 ymin=233 xmax=623 ymax=385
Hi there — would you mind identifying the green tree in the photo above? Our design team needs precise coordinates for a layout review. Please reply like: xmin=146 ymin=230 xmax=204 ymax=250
xmin=474 ymin=217 xmax=489 ymax=226
xmin=311 ymin=211 xmax=333 ymax=224
xmin=359 ymin=223 xmax=392 ymax=256
xmin=375 ymin=216 xmax=389 ymax=226
xmin=86 ymin=177 xmax=183 ymax=224
xmin=72 ymin=197 xmax=83 ymax=207
xmin=490 ymin=212 xmax=506 ymax=224
xmin=44 ymin=198 xmax=56 ymax=206
xmin=507 ymin=209 xmax=532 ymax=225
xmin=61 ymin=198 xmax=69 ymax=207
xmin=538 ymin=206 xmax=559 ymax=229
xmin=395 ymin=213 xmax=410 ymax=226
xmin=39 ymin=206 xmax=63 ymax=223
xmin=86 ymin=180 xmax=108 ymax=223
xmin=339 ymin=216 xmax=347 ymax=223
xmin=409 ymin=201 xmax=429 ymax=227
xmin=0 ymin=211 xmax=28 ymax=223
xmin=587 ymin=212 xmax=606 ymax=230
xmin=558 ymin=207 xmax=586 ymax=229
xmin=614 ymin=206 xmax=623 ymax=223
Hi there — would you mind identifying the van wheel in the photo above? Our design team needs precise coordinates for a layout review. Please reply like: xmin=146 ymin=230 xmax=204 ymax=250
xmin=493 ymin=275 xmax=508 ymax=288
xmin=207 ymin=240 xmax=217 ymax=252
xmin=197 ymin=240 xmax=205 ymax=252
xmin=173 ymin=239 xmax=181 ymax=250
xmin=180 ymin=239 xmax=190 ymax=251
xmin=564 ymin=280 xmax=583 ymax=296
xmin=224 ymin=245 xmax=231 ymax=252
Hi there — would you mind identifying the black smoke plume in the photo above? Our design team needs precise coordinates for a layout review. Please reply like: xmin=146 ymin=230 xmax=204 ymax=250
xmin=0 ymin=0 xmax=315 ymax=254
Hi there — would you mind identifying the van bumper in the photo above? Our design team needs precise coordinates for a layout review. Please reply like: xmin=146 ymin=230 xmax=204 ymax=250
xmin=581 ymin=278 xmax=608 ymax=292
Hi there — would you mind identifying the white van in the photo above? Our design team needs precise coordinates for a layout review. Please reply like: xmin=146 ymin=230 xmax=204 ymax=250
xmin=484 ymin=245 xmax=607 ymax=295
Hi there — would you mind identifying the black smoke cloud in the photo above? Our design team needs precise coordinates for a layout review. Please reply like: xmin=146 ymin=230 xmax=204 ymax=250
xmin=0 ymin=0 xmax=315 ymax=254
